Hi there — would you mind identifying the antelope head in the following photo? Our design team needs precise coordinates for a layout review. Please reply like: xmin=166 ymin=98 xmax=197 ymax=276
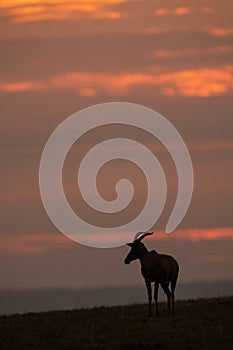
xmin=124 ymin=232 xmax=154 ymax=264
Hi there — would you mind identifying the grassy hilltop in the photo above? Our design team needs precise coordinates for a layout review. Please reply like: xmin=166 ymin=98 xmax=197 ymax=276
xmin=0 ymin=296 xmax=232 ymax=349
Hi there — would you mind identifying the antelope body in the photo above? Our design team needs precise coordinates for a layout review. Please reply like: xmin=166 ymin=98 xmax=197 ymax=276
xmin=124 ymin=232 xmax=179 ymax=316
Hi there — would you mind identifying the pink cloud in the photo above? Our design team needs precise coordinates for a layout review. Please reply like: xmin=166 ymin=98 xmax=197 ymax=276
xmin=0 ymin=233 xmax=71 ymax=255
xmin=152 ymin=46 xmax=233 ymax=59
xmin=199 ymin=255 xmax=233 ymax=263
xmin=200 ymin=7 xmax=215 ymax=14
xmin=187 ymin=141 xmax=233 ymax=152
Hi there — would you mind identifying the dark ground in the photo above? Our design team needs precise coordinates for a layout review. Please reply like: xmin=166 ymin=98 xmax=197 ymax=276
xmin=0 ymin=296 xmax=232 ymax=349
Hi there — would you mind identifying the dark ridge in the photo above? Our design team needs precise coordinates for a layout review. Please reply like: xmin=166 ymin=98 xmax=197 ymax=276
xmin=0 ymin=280 xmax=232 ymax=315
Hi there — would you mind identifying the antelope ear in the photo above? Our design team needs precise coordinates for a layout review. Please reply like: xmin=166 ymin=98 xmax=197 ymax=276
xmin=127 ymin=243 xmax=133 ymax=247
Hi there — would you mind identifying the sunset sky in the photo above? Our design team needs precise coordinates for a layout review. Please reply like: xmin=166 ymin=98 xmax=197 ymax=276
xmin=1 ymin=0 xmax=233 ymax=291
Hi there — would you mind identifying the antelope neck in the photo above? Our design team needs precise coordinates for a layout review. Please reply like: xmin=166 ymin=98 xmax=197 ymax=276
xmin=138 ymin=246 xmax=149 ymax=265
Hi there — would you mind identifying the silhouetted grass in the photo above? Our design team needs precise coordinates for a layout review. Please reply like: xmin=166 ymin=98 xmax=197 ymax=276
xmin=0 ymin=296 xmax=232 ymax=349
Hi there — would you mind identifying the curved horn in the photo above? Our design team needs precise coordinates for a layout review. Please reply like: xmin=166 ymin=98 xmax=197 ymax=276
xmin=134 ymin=231 xmax=154 ymax=242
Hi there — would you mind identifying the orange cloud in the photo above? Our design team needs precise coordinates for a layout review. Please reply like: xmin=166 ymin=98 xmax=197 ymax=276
xmin=0 ymin=228 xmax=232 ymax=255
xmin=0 ymin=0 xmax=124 ymax=23
xmin=0 ymin=81 xmax=45 ymax=92
xmin=154 ymin=7 xmax=191 ymax=16
xmin=151 ymin=228 xmax=233 ymax=242
xmin=208 ymin=27 xmax=233 ymax=37
xmin=154 ymin=6 xmax=215 ymax=17
xmin=1 ymin=66 xmax=232 ymax=98
xmin=173 ymin=7 xmax=191 ymax=15
xmin=84 ymin=228 xmax=233 ymax=244
xmin=157 ymin=66 xmax=233 ymax=97
xmin=154 ymin=8 xmax=169 ymax=16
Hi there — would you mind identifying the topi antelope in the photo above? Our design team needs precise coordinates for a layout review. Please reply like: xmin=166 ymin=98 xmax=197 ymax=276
xmin=124 ymin=232 xmax=179 ymax=317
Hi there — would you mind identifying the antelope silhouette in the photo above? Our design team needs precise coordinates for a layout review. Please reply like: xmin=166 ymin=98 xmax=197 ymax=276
xmin=124 ymin=232 xmax=179 ymax=316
